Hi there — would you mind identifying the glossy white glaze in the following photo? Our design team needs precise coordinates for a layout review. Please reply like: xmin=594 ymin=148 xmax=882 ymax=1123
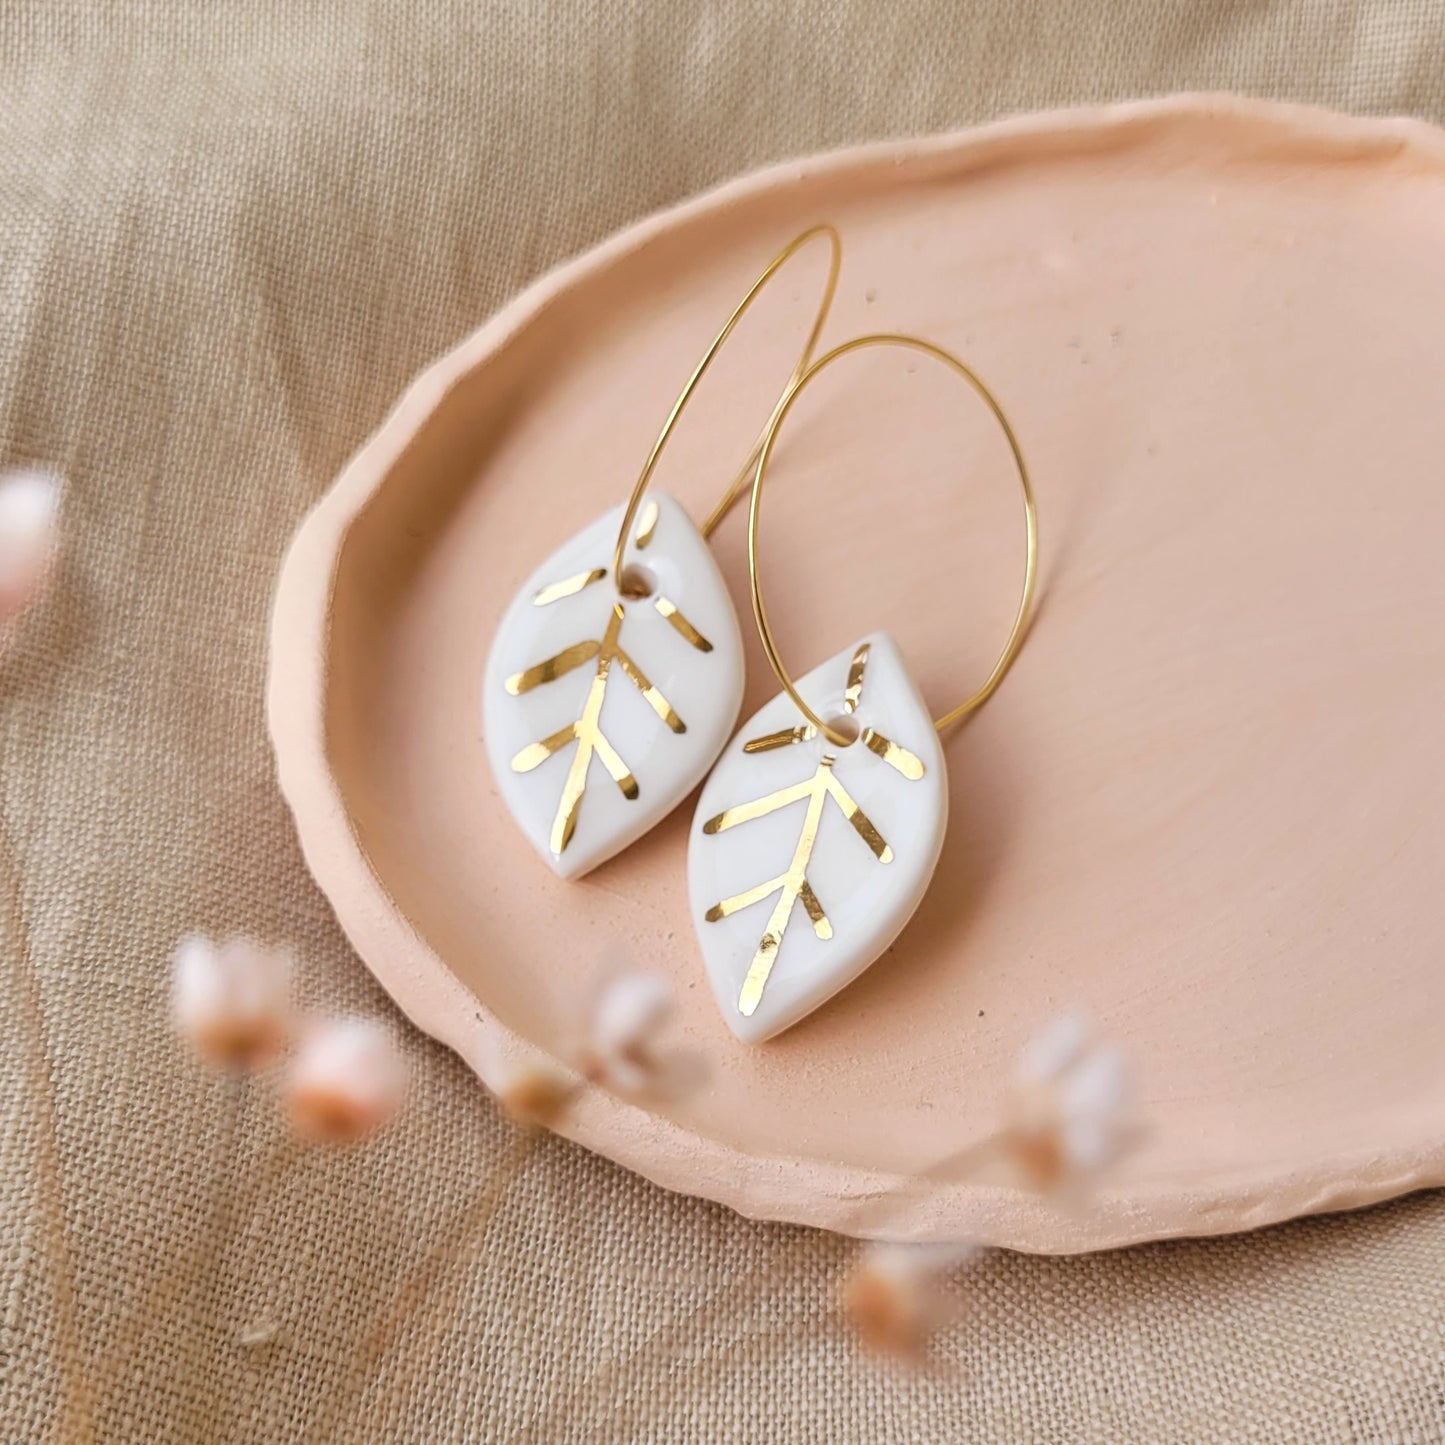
xmin=484 ymin=494 xmax=743 ymax=878
xmin=689 ymin=632 xmax=946 ymax=1042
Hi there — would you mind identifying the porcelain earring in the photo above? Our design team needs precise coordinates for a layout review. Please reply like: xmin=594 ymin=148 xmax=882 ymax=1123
xmin=484 ymin=226 xmax=842 ymax=878
xmin=689 ymin=333 xmax=1039 ymax=1042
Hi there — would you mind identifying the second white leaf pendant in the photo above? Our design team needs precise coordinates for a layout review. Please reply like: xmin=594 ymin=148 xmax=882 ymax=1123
xmin=688 ymin=632 xmax=947 ymax=1043
xmin=483 ymin=495 xmax=744 ymax=879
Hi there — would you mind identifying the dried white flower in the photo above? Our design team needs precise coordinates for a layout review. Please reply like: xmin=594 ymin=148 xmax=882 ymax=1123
xmin=496 ymin=1061 xmax=578 ymax=1131
xmin=170 ymin=934 xmax=294 ymax=1072
xmin=578 ymin=971 xmax=706 ymax=1100
xmin=590 ymin=973 xmax=670 ymax=1076
xmin=841 ymin=1241 xmax=981 ymax=1357
xmin=285 ymin=1018 xmax=409 ymax=1143
xmin=0 ymin=467 xmax=61 ymax=625
xmin=1016 ymin=1010 xmax=1090 ymax=1082
xmin=1003 ymin=1013 xmax=1132 ymax=1192
xmin=478 ymin=1024 xmax=581 ymax=1131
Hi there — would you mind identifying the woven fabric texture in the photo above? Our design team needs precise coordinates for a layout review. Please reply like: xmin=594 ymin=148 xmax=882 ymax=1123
xmin=2 ymin=2 xmax=1443 ymax=1439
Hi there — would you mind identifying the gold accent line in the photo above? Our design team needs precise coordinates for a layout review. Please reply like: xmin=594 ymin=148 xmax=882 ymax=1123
xmin=552 ymin=784 xmax=585 ymax=856
xmin=701 ymin=639 xmax=937 ymax=1009
xmin=591 ymin=731 xmax=639 ymax=799
xmin=798 ymin=882 xmax=832 ymax=936
xmin=738 ymin=936 xmax=780 ymax=1014
xmin=511 ymin=722 xmax=578 ymax=773
xmin=614 ymin=649 xmax=685 ymax=733
xmin=742 ymin=725 xmax=814 ymax=754
xmin=733 ymin=770 xmax=834 ymax=1015
xmin=843 ymin=642 xmax=870 ymax=713
xmin=634 ymin=500 xmax=660 ymax=549
xmin=862 ymin=727 xmax=925 ymax=781
xmin=546 ymin=610 xmax=625 ymax=855
xmin=705 ymin=873 xmax=788 ymax=921
xmin=703 ymin=776 xmax=814 ymax=834
xmin=703 ymin=755 xmax=898 ymax=1015
xmin=533 ymin=569 xmax=606 ymax=607
xmin=823 ymin=768 xmax=893 ymax=863
xmin=653 ymin=597 xmax=713 ymax=652
xmin=508 ymin=601 xmax=693 ymax=855
xmin=505 ymin=639 xmax=600 ymax=695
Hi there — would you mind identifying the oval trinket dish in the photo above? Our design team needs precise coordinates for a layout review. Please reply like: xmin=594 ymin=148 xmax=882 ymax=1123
xmin=269 ymin=96 xmax=1445 ymax=1251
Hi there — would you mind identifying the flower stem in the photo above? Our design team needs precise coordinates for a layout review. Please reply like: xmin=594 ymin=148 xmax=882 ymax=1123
xmin=303 ymin=1125 xmax=542 ymax=1439
xmin=92 ymin=1126 xmax=304 ymax=1399
xmin=0 ymin=798 xmax=95 ymax=1438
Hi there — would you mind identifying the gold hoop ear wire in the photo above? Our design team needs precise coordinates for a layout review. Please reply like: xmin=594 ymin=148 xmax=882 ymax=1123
xmin=610 ymin=224 xmax=843 ymax=583
xmin=748 ymin=333 xmax=1039 ymax=748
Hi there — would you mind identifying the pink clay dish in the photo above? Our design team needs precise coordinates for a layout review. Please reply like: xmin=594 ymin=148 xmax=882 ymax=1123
xmin=268 ymin=95 xmax=1445 ymax=1252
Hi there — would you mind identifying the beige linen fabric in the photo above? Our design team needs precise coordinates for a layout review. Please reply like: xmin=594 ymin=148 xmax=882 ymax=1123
xmin=2 ymin=3 xmax=1444 ymax=1439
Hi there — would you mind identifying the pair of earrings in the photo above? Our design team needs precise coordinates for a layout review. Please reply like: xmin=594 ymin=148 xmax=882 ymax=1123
xmin=483 ymin=227 xmax=1037 ymax=1044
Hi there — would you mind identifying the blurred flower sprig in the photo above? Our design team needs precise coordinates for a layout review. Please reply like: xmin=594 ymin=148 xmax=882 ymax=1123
xmin=842 ymin=1013 xmax=1141 ymax=1360
xmin=487 ymin=969 xmax=707 ymax=1130
xmin=170 ymin=933 xmax=409 ymax=1143
xmin=0 ymin=466 xmax=62 ymax=635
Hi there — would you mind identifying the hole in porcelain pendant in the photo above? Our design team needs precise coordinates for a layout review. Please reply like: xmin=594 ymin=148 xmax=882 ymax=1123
xmin=483 ymin=494 xmax=744 ymax=879
xmin=618 ymin=562 xmax=657 ymax=600
xmin=689 ymin=632 xmax=947 ymax=1043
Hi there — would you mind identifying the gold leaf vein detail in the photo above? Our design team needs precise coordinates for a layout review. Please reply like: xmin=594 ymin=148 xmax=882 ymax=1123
xmin=507 ymin=568 xmax=713 ymax=856
xmin=533 ymin=569 xmax=606 ymax=607
xmin=654 ymin=596 xmax=713 ymax=651
xmin=704 ymin=759 xmax=883 ymax=1015
xmin=635 ymin=499 xmax=660 ymax=549
xmin=843 ymin=642 xmax=869 ymax=713
xmin=861 ymin=727 xmax=925 ymax=780
xmin=701 ymin=644 xmax=925 ymax=1016
xmin=742 ymin=725 xmax=814 ymax=754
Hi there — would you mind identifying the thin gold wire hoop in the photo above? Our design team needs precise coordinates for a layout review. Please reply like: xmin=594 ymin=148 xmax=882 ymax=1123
xmin=748 ymin=332 xmax=1039 ymax=747
xmin=609 ymin=224 xmax=842 ymax=583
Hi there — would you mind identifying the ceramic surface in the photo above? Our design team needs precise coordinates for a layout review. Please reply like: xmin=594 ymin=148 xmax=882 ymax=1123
xmin=268 ymin=96 xmax=1445 ymax=1250
xmin=483 ymin=495 xmax=744 ymax=878
xmin=689 ymin=633 xmax=946 ymax=1043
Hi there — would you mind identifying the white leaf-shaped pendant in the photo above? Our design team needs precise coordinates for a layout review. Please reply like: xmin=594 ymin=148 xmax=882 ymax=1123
xmin=688 ymin=633 xmax=947 ymax=1043
xmin=484 ymin=495 xmax=744 ymax=879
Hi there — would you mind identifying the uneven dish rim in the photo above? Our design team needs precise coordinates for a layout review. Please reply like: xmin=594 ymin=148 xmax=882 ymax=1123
xmin=266 ymin=93 xmax=1445 ymax=1253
